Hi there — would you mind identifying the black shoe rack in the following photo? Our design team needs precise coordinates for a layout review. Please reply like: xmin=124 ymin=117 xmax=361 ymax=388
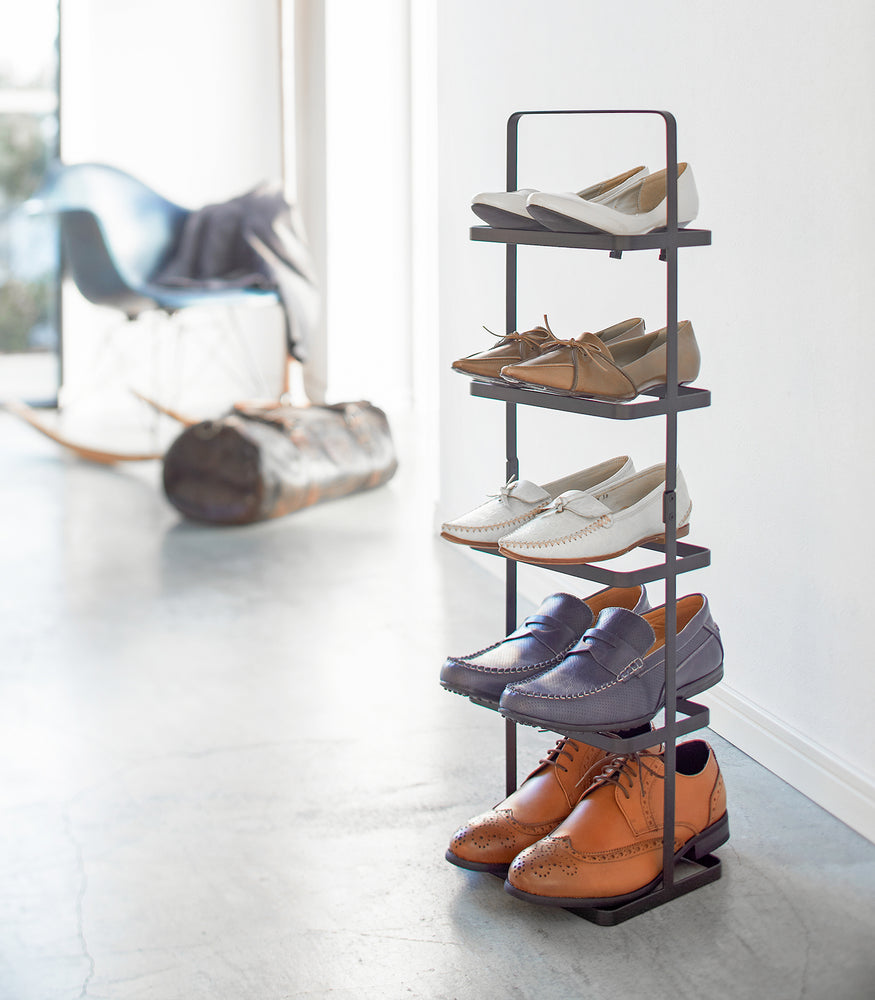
xmin=462 ymin=109 xmax=719 ymax=925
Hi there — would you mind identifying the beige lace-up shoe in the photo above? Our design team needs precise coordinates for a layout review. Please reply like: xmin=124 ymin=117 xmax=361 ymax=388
xmin=452 ymin=316 xmax=645 ymax=385
xmin=500 ymin=321 xmax=700 ymax=400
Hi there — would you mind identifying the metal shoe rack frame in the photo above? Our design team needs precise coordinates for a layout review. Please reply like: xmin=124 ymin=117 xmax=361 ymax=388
xmin=466 ymin=109 xmax=718 ymax=925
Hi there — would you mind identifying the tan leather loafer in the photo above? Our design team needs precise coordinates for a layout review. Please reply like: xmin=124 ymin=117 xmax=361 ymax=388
xmin=445 ymin=737 xmax=614 ymax=876
xmin=451 ymin=316 xmax=645 ymax=384
xmin=500 ymin=321 xmax=700 ymax=400
xmin=505 ymin=740 xmax=729 ymax=907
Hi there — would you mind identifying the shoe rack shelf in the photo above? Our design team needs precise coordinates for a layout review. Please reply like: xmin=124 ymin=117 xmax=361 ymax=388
xmin=462 ymin=108 xmax=719 ymax=925
xmin=470 ymin=538 xmax=711 ymax=588
xmin=470 ymin=224 xmax=711 ymax=254
xmin=469 ymin=380 xmax=711 ymax=419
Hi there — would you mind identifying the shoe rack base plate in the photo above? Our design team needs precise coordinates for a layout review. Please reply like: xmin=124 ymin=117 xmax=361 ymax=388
xmin=566 ymin=854 xmax=722 ymax=926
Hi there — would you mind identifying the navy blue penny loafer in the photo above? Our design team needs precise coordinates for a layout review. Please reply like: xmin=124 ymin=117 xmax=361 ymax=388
xmin=498 ymin=593 xmax=723 ymax=733
xmin=440 ymin=586 xmax=650 ymax=710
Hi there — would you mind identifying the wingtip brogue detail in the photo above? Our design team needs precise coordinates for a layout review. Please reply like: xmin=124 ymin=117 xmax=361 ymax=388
xmin=504 ymin=740 xmax=729 ymax=906
xmin=447 ymin=809 xmax=561 ymax=874
xmin=445 ymin=736 xmax=614 ymax=875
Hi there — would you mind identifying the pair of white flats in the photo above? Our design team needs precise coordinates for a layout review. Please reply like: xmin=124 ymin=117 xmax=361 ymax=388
xmin=471 ymin=164 xmax=698 ymax=236
xmin=440 ymin=456 xmax=691 ymax=565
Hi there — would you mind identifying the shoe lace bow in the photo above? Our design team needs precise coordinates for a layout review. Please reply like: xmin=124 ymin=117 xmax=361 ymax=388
xmin=545 ymin=333 xmax=622 ymax=379
xmin=545 ymin=492 xmax=612 ymax=519
xmin=487 ymin=476 xmax=524 ymax=503
xmin=484 ymin=314 xmax=556 ymax=353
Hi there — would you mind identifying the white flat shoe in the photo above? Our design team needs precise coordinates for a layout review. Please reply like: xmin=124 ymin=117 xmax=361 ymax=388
xmin=498 ymin=463 xmax=691 ymax=564
xmin=526 ymin=164 xmax=698 ymax=236
xmin=440 ymin=456 xmax=635 ymax=550
xmin=471 ymin=167 xmax=648 ymax=231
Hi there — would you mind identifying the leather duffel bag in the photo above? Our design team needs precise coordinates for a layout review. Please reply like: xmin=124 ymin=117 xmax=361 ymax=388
xmin=162 ymin=400 xmax=397 ymax=524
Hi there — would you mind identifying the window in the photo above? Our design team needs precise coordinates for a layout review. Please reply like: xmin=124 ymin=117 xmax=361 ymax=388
xmin=0 ymin=0 xmax=60 ymax=402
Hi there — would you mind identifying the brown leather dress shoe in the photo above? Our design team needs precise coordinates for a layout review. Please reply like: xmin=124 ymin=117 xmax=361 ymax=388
xmin=505 ymin=739 xmax=729 ymax=906
xmin=445 ymin=737 xmax=613 ymax=876
xmin=500 ymin=320 xmax=700 ymax=400
xmin=451 ymin=316 xmax=644 ymax=384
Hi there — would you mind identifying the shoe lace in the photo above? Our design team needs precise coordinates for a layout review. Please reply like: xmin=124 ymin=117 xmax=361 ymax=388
xmin=580 ymin=750 xmax=664 ymax=797
xmin=549 ymin=335 xmax=611 ymax=363
xmin=484 ymin=314 xmax=558 ymax=353
xmin=486 ymin=475 xmax=533 ymax=503
xmin=547 ymin=493 xmax=611 ymax=518
xmin=539 ymin=735 xmax=580 ymax=773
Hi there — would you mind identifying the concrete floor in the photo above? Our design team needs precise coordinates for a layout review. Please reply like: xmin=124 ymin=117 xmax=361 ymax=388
xmin=1 ymin=411 xmax=874 ymax=1000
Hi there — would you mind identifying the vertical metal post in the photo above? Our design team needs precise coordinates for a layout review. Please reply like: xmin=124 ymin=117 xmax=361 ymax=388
xmin=503 ymin=114 xmax=521 ymax=796
xmin=54 ymin=1 xmax=64 ymax=404
xmin=661 ymin=112 xmax=679 ymax=895
xmin=505 ymin=365 xmax=518 ymax=795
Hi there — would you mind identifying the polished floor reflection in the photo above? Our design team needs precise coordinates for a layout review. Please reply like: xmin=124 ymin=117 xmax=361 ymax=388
xmin=1 ymin=412 xmax=874 ymax=1000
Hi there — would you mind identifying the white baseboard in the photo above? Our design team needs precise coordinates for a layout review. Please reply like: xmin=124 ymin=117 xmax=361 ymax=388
xmin=705 ymin=685 xmax=875 ymax=845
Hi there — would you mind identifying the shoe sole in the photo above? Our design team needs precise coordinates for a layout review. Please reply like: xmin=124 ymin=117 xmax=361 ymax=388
xmin=498 ymin=523 xmax=690 ymax=566
xmin=499 ymin=664 xmax=725 ymax=735
xmin=471 ymin=204 xmax=548 ymax=231
xmin=525 ymin=204 xmax=605 ymax=233
xmin=440 ymin=530 xmax=500 ymax=551
xmin=445 ymin=847 xmax=511 ymax=877
xmin=500 ymin=372 xmax=695 ymax=402
xmin=451 ymin=366 xmax=517 ymax=385
xmin=503 ymin=812 xmax=730 ymax=909
xmin=525 ymin=204 xmax=696 ymax=236
xmin=439 ymin=679 xmax=501 ymax=711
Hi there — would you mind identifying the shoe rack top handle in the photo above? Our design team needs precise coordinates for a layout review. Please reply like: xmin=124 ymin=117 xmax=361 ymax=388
xmin=505 ymin=110 xmax=679 ymax=233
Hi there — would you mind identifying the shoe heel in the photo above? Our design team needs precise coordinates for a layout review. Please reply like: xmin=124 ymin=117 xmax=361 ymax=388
xmin=683 ymin=812 xmax=730 ymax=861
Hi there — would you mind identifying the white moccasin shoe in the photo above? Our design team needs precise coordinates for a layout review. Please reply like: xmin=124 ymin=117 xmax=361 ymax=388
xmin=526 ymin=164 xmax=698 ymax=236
xmin=497 ymin=463 xmax=691 ymax=564
xmin=471 ymin=166 xmax=648 ymax=231
xmin=440 ymin=456 xmax=635 ymax=551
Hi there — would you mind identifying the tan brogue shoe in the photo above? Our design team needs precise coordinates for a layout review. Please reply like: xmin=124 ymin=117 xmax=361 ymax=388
xmin=505 ymin=739 xmax=729 ymax=907
xmin=446 ymin=737 xmax=615 ymax=876
xmin=451 ymin=316 xmax=645 ymax=384
xmin=500 ymin=321 xmax=700 ymax=400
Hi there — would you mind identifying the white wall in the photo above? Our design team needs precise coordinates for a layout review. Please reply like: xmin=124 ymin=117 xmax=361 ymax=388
xmin=274 ymin=0 xmax=416 ymax=413
xmin=432 ymin=0 xmax=875 ymax=841
xmin=322 ymin=0 xmax=412 ymax=412
xmin=60 ymin=0 xmax=287 ymax=420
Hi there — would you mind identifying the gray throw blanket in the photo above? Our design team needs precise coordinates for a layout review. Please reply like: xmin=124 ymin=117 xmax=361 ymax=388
xmin=155 ymin=182 xmax=319 ymax=363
